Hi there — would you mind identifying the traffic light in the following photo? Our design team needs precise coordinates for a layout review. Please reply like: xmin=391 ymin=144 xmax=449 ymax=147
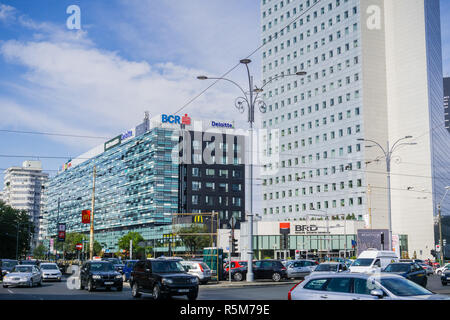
xmin=431 ymin=250 xmax=437 ymax=258
xmin=380 ymin=233 xmax=385 ymax=245
xmin=231 ymin=238 xmax=238 ymax=254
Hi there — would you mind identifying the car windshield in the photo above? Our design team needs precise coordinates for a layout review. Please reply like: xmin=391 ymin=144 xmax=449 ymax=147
xmin=384 ymin=264 xmax=410 ymax=273
xmin=352 ymin=259 xmax=374 ymax=267
xmin=20 ymin=261 xmax=36 ymax=265
xmin=90 ymin=263 xmax=115 ymax=272
xmin=152 ymin=261 xmax=185 ymax=273
xmin=13 ymin=266 xmax=32 ymax=273
xmin=40 ymin=264 xmax=59 ymax=270
xmin=316 ymin=264 xmax=338 ymax=272
xmin=2 ymin=261 xmax=18 ymax=268
xmin=380 ymin=278 xmax=432 ymax=296
xmin=107 ymin=258 xmax=121 ymax=264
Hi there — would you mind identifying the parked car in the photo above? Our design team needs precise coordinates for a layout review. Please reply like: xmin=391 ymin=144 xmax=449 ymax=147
xmin=19 ymin=259 xmax=40 ymax=267
xmin=383 ymin=263 xmax=427 ymax=287
xmin=441 ymin=268 xmax=450 ymax=286
xmin=102 ymin=258 xmax=125 ymax=274
xmin=130 ymin=258 xmax=199 ymax=300
xmin=40 ymin=263 xmax=62 ymax=282
xmin=349 ymin=250 xmax=398 ymax=273
xmin=286 ymin=260 xmax=318 ymax=279
xmin=224 ymin=261 xmax=248 ymax=273
xmin=180 ymin=261 xmax=211 ymax=284
xmin=418 ymin=263 xmax=434 ymax=276
xmin=2 ymin=265 xmax=42 ymax=288
xmin=122 ymin=259 xmax=138 ymax=282
xmin=435 ymin=263 xmax=450 ymax=275
xmin=309 ymin=262 xmax=348 ymax=276
xmin=288 ymin=273 xmax=450 ymax=300
xmin=78 ymin=260 xmax=123 ymax=292
xmin=228 ymin=260 xmax=288 ymax=282
xmin=0 ymin=259 xmax=18 ymax=280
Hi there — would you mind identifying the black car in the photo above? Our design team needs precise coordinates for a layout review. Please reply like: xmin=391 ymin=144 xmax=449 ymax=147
xmin=0 ymin=259 xmax=18 ymax=280
xmin=383 ymin=262 xmax=428 ymax=287
xmin=442 ymin=269 xmax=450 ymax=286
xmin=79 ymin=261 xmax=123 ymax=292
xmin=103 ymin=258 xmax=125 ymax=274
xmin=227 ymin=260 xmax=288 ymax=282
xmin=130 ymin=258 xmax=199 ymax=300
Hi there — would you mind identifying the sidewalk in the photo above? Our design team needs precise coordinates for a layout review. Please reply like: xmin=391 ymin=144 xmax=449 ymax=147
xmin=195 ymin=279 xmax=299 ymax=289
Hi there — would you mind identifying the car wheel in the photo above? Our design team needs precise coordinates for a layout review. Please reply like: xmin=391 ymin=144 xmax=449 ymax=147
xmin=3 ymin=285 xmax=8 ymax=288
xmin=272 ymin=272 xmax=281 ymax=282
xmin=79 ymin=278 xmax=85 ymax=290
xmin=187 ymin=292 xmax=198 ymax=301
xmin=233 ymin=272 xmax=243 ymax=281
xmin=152 ymin=284 xmax=162 ymax=300
xmin=131 ymin=282 xmax=141 ymax=298
xmin=29 ymin=279 xmax=34 ymax=287
xmin=88 ymin=279 xmax=95 ymax=292
xmin=117 ymin=285 xmax=123 ymax=292
xmin=38 ymin=278 xmax=42 ymax=287
xmin=442 ymin=282 xmax=447 ymax=286
xmin=438 ymin=270 xmax=442 ymax=275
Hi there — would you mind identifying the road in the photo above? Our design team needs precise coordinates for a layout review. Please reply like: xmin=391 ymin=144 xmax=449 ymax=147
xmin=0 ymin=275 xmax=448 ymax=300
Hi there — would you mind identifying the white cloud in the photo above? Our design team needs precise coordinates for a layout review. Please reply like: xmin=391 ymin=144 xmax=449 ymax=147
xmin=0 ymin=3 xmax=15 ymax=21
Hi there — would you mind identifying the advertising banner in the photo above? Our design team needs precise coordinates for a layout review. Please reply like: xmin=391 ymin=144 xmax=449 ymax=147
xmin=82 ymin=210 xmax=91 ymax=224
xmin=356 ymin=229 xmax=390 ymax=256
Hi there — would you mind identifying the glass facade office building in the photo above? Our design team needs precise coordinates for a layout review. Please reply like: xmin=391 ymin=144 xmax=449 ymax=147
xmin=43 ymin=128 xmax=179 ymax=252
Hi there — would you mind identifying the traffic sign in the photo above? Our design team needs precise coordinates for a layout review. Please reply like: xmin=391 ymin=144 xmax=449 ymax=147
xmin=436 ymin=244 xmax=441 ymax=252
xmin=76 ymin=243 xmax=83 ymax=251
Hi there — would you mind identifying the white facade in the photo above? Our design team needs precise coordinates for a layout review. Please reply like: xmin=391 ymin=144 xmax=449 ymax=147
xmin=259 ymin=0 xmax=448 ymax=259
xmin=3 ymin=160 xmax=49 ymax=249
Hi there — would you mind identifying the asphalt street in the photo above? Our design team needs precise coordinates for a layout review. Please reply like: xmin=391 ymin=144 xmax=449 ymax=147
xmin=0 ymin=275 xmax=448 ymax=300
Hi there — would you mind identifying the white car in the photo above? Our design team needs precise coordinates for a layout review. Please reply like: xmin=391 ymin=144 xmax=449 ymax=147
xmin=2 ymin=265 xmax=42 ymax=288
xmin=180 ymin=261 xmax=211 ymax=284
xmin=288 ymin=273 xmax=450 ymax=300
xmin=435 ymin=263 xmax=450 ymax=275
xmin=40 ymin=263 xmax=62 ymax=281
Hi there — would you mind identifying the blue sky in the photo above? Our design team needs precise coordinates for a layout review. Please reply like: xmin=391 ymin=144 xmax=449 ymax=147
xmin=0 ymin=0 xmax=450 ymax=186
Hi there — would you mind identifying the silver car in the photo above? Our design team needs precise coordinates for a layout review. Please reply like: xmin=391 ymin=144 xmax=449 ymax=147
xmin=2 ymin=265 xmax=43 ymax=288
xmin=180 ymin=261 xmax=211 ymax=284
xmin=40 ymin=263 xmax=62 ymax=281
xmin=308 ymin=262 xmax=348 ymax=276
xmin=286 ymin=260 xmax=318 ymax=279
xmin=288 ymin=273 xmax=450 ymax=300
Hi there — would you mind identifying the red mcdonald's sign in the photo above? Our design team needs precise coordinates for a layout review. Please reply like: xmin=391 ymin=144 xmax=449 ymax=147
xmin=82 ymin=210 xmax=91 ymax=224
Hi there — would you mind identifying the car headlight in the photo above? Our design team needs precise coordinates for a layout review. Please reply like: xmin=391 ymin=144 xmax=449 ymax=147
xmin=190 ymin=277 xmax=198 ymax=284
xmin=92 ymin=275 xmax=101 ymax=279
xmin=115 ymin=275 xmax=122 ymax=279
xmin=161 ymin=278 xmax=173 ymax=285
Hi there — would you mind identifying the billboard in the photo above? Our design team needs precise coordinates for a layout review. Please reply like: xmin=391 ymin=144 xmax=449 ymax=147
xmin=356 ymin=229 xmax=390 ymax=255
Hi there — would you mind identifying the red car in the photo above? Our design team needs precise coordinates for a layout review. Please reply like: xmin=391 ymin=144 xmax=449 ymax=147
xmin=224 ymin=261 xmax=248 ymax=273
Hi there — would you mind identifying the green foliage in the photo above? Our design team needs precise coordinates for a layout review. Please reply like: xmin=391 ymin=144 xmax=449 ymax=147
xmin=118 ymin=231 xmax=145 ymax=258
xmin=0 ymin=201 xmax=34 ymax=259
xmin=33 ymin=244 xmax=47 ymax=260
xmin=176 ymin=224 xmax=211 ymax=255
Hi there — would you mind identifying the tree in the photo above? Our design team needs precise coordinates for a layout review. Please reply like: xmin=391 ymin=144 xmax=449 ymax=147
xmin=0 ymin=201 xmax=34 ymax=259
xmin=118 ymin=232 xmax=145 ymax=259
xmin=33 ymin=244 xmax=47 ymax=260
xmin=176 ymin=224 xmax=211 ymax=256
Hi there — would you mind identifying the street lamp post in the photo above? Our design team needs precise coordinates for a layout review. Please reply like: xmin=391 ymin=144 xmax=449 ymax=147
xmin=358 ymin=136 xmax=417 ymax=251
xmin=90 ymin=165 xmax=97 ymax=260
xmin=438 ymin=186 xmax=450 ymax=265
xmin=198 ymin=60 xmax=306 ymax=281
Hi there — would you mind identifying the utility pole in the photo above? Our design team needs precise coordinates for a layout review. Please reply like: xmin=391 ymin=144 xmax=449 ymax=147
xmin=438 ymin=204 xmax=444 ymax=266
xmin=368 ymin=184 xmax=372 ymax=229
xmin=89 ymin=165 xmax=96 ymax=260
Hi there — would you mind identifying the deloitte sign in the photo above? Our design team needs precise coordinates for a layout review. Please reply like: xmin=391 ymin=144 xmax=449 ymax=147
xmin=211 ymin=120 xmax=235 ymax=129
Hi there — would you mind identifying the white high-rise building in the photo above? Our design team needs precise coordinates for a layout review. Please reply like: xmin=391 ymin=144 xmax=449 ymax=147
xmin=3 ymin=160 xmax=49 ymax=249
xmin=260 ymin=0 xmax=450 ymax=259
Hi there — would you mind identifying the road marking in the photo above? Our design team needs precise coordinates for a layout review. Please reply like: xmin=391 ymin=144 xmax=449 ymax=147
xmin=8 ymin=289 xmax=13 ymax=294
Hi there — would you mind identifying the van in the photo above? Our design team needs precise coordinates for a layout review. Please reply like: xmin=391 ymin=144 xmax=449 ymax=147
xmin=349 ymin=249 xmax=399 ymax=273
